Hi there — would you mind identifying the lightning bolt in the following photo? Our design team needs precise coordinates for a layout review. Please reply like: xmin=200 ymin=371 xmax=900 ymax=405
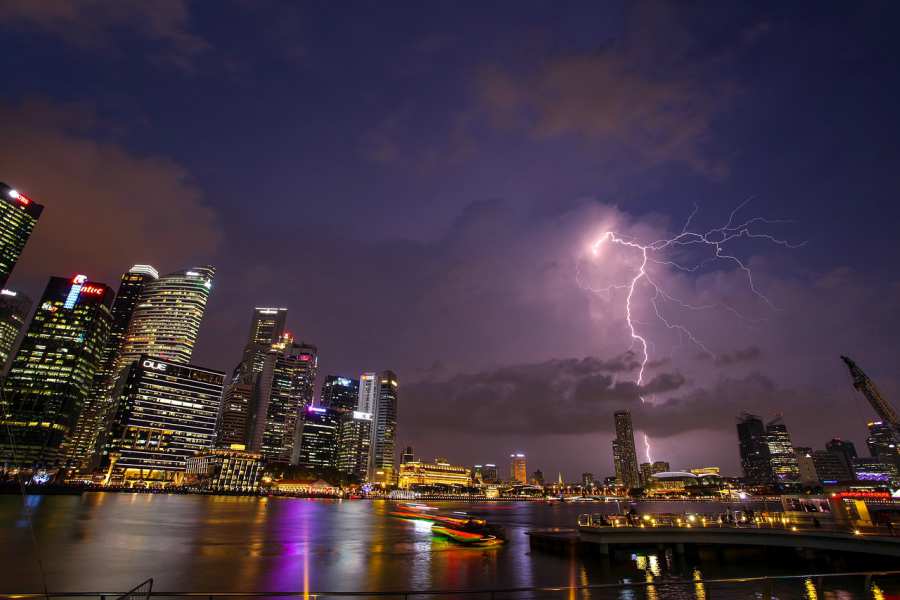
xmin=582 ymin=201 xmax=803 ymax=464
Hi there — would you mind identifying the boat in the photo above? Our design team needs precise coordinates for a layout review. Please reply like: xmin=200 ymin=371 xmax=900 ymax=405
xmin=390 ymin=503 xmax=507 ymax=546
xmin=432 ymin=525 xmax=504 ymax=547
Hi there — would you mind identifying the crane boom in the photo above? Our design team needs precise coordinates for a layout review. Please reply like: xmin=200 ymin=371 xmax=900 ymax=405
xmin=841 ymin=355 xmax=900 ymax=431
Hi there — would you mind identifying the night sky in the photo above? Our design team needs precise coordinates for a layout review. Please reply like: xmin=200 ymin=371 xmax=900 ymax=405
xmin=2 ymin=1 xmax=900 ymax=479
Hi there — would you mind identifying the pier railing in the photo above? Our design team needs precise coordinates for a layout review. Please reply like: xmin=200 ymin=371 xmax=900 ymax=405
xmin=3 ymin=570 xmax=900 ymax=599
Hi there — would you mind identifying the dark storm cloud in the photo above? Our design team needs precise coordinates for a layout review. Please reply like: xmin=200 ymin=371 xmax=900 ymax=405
xmin=0 ymin=99 xmax=222 ymax=289
xmin=477 ymin=1 xmax=735 ymax=176
xmin=713 ymin=346 xmax=763 ymax=366
xmin=0 ymin=0 xmax=208 ymax=69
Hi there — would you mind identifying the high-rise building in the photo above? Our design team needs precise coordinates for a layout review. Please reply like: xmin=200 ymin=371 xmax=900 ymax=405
xmin=321 ymin=375 xmax=360 ymax=411
xmin=812 ymin=450 xmax=853 ymax=484
xmin=612 ymin=411 xmax=640 ymax=489
xmin=216 ymin=369 xmax=256 ymax=449
xmin=793 ymin=447 xmax=819 ymax=486
xmin=69 ymin=265 xmax=159 ymax=470
xmin=241 ymin=307 xmax=288 ymax=376
xmin=336 ymin=410 xmax=372 ymax=481
xmin=640 ymin=460 xmax=670 ymax=486
xmin=581 ymin=472 xmax=594 ymax=489
xmin=401 ymin=445 xmax=415 ymax=464
xmin=851 ymin=457 xmax=898 ymax=486
xmin=103 ymin=356 xmax=224 ymax=483
xmin=357 ymin=372 xmax=378 ymax=414
xmin=866 ymin=421 xmax=900 ymax=460
xmin=295 ymin=406 xmax=340 ymax=471
xmin=0 ymin=289 xmax=31 ymax=372
xmin=482 ymin=463 xmax=499 ymax=483
xmin=368 ymin=371 xmax=398 ymax=484
xmin=510 ymin=453 xmax=527 ymax=483
xmin=250 ymin=337 xmax=318 ymax=464
xmin=0 ymin=182 xmax=44 ymax=289
xmin=826 ymin=438 xmax=858 ymax=463
xmin=766 ymin=416 xmax=800 ymax=482
xmin=0 ymin=275 xmax=113 ymax=470
xmin=115 ymin=266 xmax=215 ymax=373
xmin=736 ymin=412 xmax=773 ymax=484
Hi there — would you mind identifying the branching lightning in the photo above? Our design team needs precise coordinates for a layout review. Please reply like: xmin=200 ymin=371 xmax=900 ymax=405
xmin=580 ymin=200 xmax=804 ymax=463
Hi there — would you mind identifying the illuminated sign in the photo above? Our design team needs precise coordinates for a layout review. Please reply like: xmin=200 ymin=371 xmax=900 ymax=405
xmin=7 ymin=189 xmax=31 ymax=205
xmin=299 ymin=354 xmax=312 ymax=361
xmin=833 ymin=491 xmax=891 ymax=500
xmin=307 ymin=406 xmax=326 ymax=413
xmin=1 ymin=289 xmax=16 ymax=297
xmin=63 ymin=275 xmax=88 ymax=309
xmin=79 ymin=285 xmax=105 ymax=296
xmin=353 ymin=411 xmax=372 ymax=421
xmin=142 ymin=359 xmax=168 ymax=372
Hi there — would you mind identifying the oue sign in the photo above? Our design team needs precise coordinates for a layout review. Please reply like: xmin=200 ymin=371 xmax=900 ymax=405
xmin=143 ymin=359 xmax=167 ymax=372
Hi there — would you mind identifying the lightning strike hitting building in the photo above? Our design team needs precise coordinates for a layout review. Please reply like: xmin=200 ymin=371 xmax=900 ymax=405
xmin=580 ymin=201 xmax=803 ymax=461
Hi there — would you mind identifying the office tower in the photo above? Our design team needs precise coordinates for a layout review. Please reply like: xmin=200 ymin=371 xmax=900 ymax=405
xmin=640 ymin=460 xmax=670 ymax=486
xmin=736 ymin=412 xmax=773 ymax=484
xmin=612 ymin=411 xmax=640 ymax=489
xmin=582 ymin=472 xmax=594 ymax=488
xmin=357 ymin=372 xmax=378 ymax=413
xmin=793 ymin=447 xmax=819 ymax=486
xmin=69 ymin=265 xmax=159 ymax=470
xmin=401 ymin=445 xmax=414 ymax=464
xmin=0 ymin=289 xmax=31 ymax=372
xmin=368 ymin=370 xmax=398 ymax=484
xmin=510 ymin=453 xmax=527 ymax=483
xmin=841 ymin=356 xmax=900 ymax=432
xmin=0 ymin=275 xmax=113 ymax=470
xmin=866 ymin=421 xmax=900 ymax=460
xmin=216 ymin=369 xmax=255 ymax=449
xmin=0 ymin=182 xmax=44 ymax=289
xmin=482 ymin=463 xmax=499 ymax=483
xmin=241 ymin=307 xmax=288 ymax=376
xmin=295 ymin=406 xmax=340 ymax=471
xmin=531 ymin=469 xmax=544 ymax=486
xmin=103 ymin=356 xmax=224 ymax=483
xmin=115 ymin=266 xmax=215 ymax=372
xmin=321 ymin=375 xmax=360 ymax=411
xmin=336 ymin=410 xmax=372 ymax=481
xmin=250 ymin=337 xmax=318 ymax=464
xmin=826 ymin=438 xmax=858 ymax=463
xmin=812 ymin=450 xmax=853 ymax=484
xmin=766 ymin=416 xmax=800 ymax=481
xmin=851 ymin=457 xmax=899 ymax=486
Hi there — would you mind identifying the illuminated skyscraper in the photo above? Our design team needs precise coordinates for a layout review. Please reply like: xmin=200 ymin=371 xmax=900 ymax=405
xmin=736 ymin=412 xmax=773 ymax=484
xmin=103 ymin=356 xmax=224 ymax=483
xmin=250 ymin=337 xmax=318 ymax=464
xmin=336 ymin=410 xmax=371 ymax=481
xmin=321 ymin=375 xmax=360 ymax=411
xmin=0 ymin=289 xmax=31 ymax=373
xmin=612 ymin=411 xmax=640 ymax=489
xmin=766 ymin=416 xmax=800 ymax=482
xmin=0 ymin=182 xmax=44 ymax=290
xmin=368 ymin=370 xmax=398 ymax=484
xmin=69 ymin=265 xmax=158 ymax=470
xmin=866 ymin=421 xmax=900 ymax=461
xmin=115 ymin=266 xmax=215 ymax=372
xmin=295 ymin=405 xmax=340 ymax=471
xmin=0 ymin=275 xmax=113 ymax=470
xmin=241 ymin=307 xmax=288 ymax=376
xmin=357 ymin=372 xmax=378 ymax=414
xmin=509 ymin=453 xmax=527 ymax=483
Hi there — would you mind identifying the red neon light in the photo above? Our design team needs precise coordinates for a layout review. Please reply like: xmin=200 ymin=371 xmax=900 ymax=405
xmin=299 ymin=354 xmax=312 ymax=361
xmin=79 ymin=285 xmax=105 ymax=296
xmin=16 ymin=194 xmax=30 ymax=205
xmin=833 ymin=491 xmax=891 ymax=500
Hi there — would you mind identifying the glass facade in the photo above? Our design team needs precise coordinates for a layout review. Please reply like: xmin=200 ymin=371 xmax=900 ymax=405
xmin=766 ymin=416 xmax=800 ymax=481
xmin=736 ymin=412 xmax=773 ymax=484
xmin=613 ymin=410 xmax=640 ymax=489
xmin=0 ymin=289 xmax=31 ymax=373
xmin=320 ymin=375 xmax=360 ymax=411
xmin=104 ymin=356 xmax=224 ymax=482
xmin=295 ymin=406 xmax=340 ymax=471
xmin=0 ymin=182 xmax=44 ymax=290
xmin=369 ymin=370 xmax=398 ymax=484
xmin=0 ymin=275 xmax=113 ymax=471
xmin=185 ymin=448 xmax=262 ymax=492
xmin=336 ymin=410 xmax=371 ymax=481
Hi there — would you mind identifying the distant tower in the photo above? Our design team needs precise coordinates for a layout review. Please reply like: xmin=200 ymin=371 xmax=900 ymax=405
xmin=241 ymin=307 xmax=288 ymax=376
xmin=369 ymin=370 xmax=398 ymax=484
xmin=0 ymin=289 xmax=31 ymax=373
xmin=841 ymin=356 xmax=900 ymax=432
xmin=1 ymin=275 xmax=113 ymax=470
xmin=0 ymin=182 xmax=44 ymax=289
xmin=509 ymin=453 xmax=527 ymax=483
xmin=320 ymin=375 xmax=360 ymax=412
xmin=866 ymin=421 xmax=900 ymax=459
xmin=612 ymin=411 xmax=641 ymax=489
xmin=736 ymin=412 xmax=773 ymax=484
xmin=765 ymin=415 xmax=800 ymax=482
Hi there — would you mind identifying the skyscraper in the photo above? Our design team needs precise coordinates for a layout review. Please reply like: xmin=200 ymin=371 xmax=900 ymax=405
xmin=811 ymin=450 xmax=853 ymax=484
xmin=241 ymin=307 xmax=288 ymax=376
xmin=0 ymin=275 xmax=113 ymax=470
xmin=336 ymin=410 xmax=372 ymax=481
xmin=321 ymin=375 xmax=360 ymax=411
xmin=826 ymin=438 xmax=858 ymax=463
xmin=510 ymin=453 xmax=527 ymax=484
xmin=736 ymin=412 xmax=773 ymax=484
xmin=68 ymin=265 xmax=159 ymax=470
xmin=250 ymin=337 xmax=318 ymax=464
xmin=0 ymin=289 xmax=31 ymax=373
xmin=766 ymin=416 xmax=800 ymax=482
xmin=103 ymin=356 xmax=224 ymax=483
xmin=115 ymin=266 xmax=215 ymax=372
xmin=866 ymin=421 xmax=900 ymax=461
xmin=0 ymin=182 xmax=44 ymax=290
xmin=295 ymin=406 xmax=340 ymax=471
xmin=368 ymin=370 xmax=398 ymax=484
xmin=612 ymin=411 xmax=640 ymax=489
xmin=357 ymin=372 xmax=378 ymax=414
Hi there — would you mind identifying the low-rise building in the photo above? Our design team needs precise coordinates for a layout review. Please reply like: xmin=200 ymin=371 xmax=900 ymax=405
xmin=184 ymin=447 xmax=262 ymax=492
xmin=398 ymin=458 xmax=470 ymax=489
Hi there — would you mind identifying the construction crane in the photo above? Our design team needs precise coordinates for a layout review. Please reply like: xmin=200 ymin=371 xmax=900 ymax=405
xmin=841 ymin=355 xmax=900 ymax=432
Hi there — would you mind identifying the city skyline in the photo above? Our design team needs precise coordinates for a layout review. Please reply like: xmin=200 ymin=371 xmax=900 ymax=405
xmin=2 ymin=3 xmax=900 ymax=477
